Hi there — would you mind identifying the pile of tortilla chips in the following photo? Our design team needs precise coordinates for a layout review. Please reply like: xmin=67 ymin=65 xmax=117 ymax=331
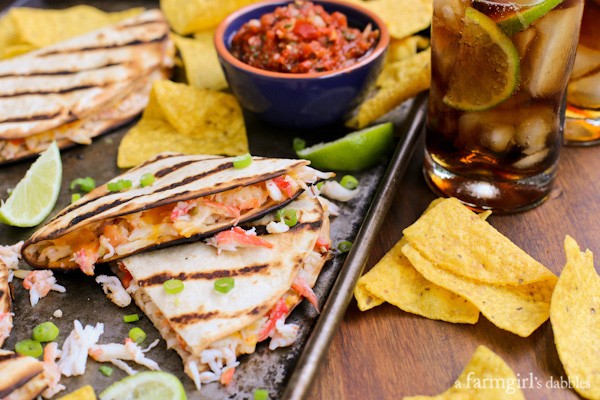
xmin=355 ymin=198 xmax=557 ymax=337
xmin=0 ymin=6 xmax=142 ymax=59
xmin=404 ymin=346 xmax=526 ymax=400
xmin=550 ymin=236 xmax=600 ymax=400
xmin=117 ymin=80 xmax=248 ymax=168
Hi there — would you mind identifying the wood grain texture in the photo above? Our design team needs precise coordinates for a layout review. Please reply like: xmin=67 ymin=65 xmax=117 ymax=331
xmin=308 ymin=141 xmax=597 ymax=400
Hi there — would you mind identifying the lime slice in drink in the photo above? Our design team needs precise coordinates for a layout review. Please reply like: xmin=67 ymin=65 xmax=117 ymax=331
xmin=443 ymin=7 xmax=520 ymax=112
xmin=0 ymin=142 xmax=62 ymax=227
xmin=99 ymin=371 xmax=186 ymax=400
xmin=295 ymin=122 xmax=394 ymax=171
xmin=497 ymin=0 xmax=563 ymax=36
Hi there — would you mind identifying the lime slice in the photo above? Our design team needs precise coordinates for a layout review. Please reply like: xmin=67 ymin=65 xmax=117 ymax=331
xmin=99 ymin=371 xmax=186 ymax=400
xmin=0 ymin=142 xmax=62 ymax=227
xmin=442 ymin=7 xmax=520 ymax=112
xmin=295 ymin=122 xmax=394 ymax=171
xmin=497 ymin=0 xmax=563 ymax=36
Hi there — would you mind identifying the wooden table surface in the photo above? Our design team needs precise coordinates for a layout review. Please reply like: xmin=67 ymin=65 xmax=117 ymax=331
xmin=308 ymin=138 xmax=597 ymax=400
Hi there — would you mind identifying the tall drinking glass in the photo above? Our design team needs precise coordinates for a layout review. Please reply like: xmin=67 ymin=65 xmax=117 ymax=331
xmin=564 ymin=0 xmax=600 ymax=145
xmin=424 ymin=0 xmax=583 ymax=212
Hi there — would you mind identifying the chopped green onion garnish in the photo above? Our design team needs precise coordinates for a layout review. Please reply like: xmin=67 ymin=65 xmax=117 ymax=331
xmin=70 ymin=177 xmax=96 ymax=193
xmin=107 ymin=179 xmax=133 ymax=192
xmin=340 ymin=175 xmax=359 ymax=190
xmin=123 ymin=314 xmax=139 ymax=323
xmin=99 ymin=365 xmax=114 ymax=377
xmin=232 ymin=153 xmax=252 ymax=169
xmin=163 ymin=279 xmax=184 ymax=294
xmin=292 ymin=138 xmax=306 ymax=152
xmin=71 ymin=193 xmax=81 ymax=203
xmin=129 ymin=327 xmax=146 ymax=344
xmin=254 ymin=389 xmax=269 ymax=400
xmin=276 ymin=208 xmax=298 ymax=227
xmin=214 ymin=277 xmax=235 ymax=293
xmin=140 ymin=173 xmax=155 ymax=188
xmin=338 ymin=240 xmax=353 ymax=253
xmin=316 ymin=181 xmax=324 ymax=190
xmin=15 ymin=339 xmax=43 ymax=358
xmin=32 ymin=321 xmax=59 ymax=342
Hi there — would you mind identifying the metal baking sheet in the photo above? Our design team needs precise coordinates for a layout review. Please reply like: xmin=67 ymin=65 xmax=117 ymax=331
xmin=0 ymin=1 xmax=426 ymax=398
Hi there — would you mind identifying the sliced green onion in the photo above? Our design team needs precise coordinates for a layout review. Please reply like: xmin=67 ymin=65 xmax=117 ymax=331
xmin=99 ymin=365 xmax=114 ymax=377
xmin=276 ymin=208 xmax=298 ymax=227
xmin=32 ymin=321 xmax=59 ymax=342
xmin=71 ymin=193 xmax=81 ymax=203
xmin=163 ymin=279 xmax=184 ymax=294
xmin=232 ymin=153 xmax=252 ymax=169
xmin=140 ymin=173 xmax=155 ymax=188
xmin=254 ymin=389 xmax=269 ymax=400
xmin=107 ymin=179 xmax=133 ymax=192
xmin=15 ymin=339 xmax=43 ymax=358
xmin=340 ymin=175 xmax=359 ymax=190
xmin=123 ymin=314 xmax=139 ymax=323
xmin=292 ymin=138 xmax=306 ymax=152
xmin=338 ymin=240 xmax=353 ymax=253
xmin=214 ymin=277 xmax=235 ymax=293
xmin=128 ymin=327 xmax=146 ymax=344
xmin=70 ymin=177 xmax=96 ymax=193
xmin=316 ymin=181 xmax=324 ymax=190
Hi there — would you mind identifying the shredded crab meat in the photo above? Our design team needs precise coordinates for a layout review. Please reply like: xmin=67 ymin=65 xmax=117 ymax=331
xmin=89 ymin=338 xmax=160 ymax=375
xmin=96 ymin=275 xmax=131 ymax=307
xmin=268 ymin=319 xmax=299 ymax=350
xmin=291 ymin=275 xmax=320 ymax=312
xmin=0 ymin=241 xmax=23 ymax=270
xmin=205 ymin=227 xmax=273 ymax=254
xmin=0 ymin=312 xmax=13 ymax=347
xmin=22 ymin=270 xmax=66 ymax=307
xmin=58 ymin=320 xmax=104 ymax=377
xmin=41 ymin=342 xmax=66 ymax=399
xmin=266 ymin=220 xmax=290 ymax=234
xmin=319 ymin=180 xmax=360 ymax=202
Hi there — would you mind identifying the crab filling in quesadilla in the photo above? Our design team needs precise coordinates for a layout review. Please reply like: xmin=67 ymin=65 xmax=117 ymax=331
xmin=32 ymin=175 xmax=301 ymax=275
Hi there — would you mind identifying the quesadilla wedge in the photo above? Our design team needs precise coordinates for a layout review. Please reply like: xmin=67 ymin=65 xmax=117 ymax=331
xmin=118 ymin=193 xmax=331 ymax=389
xmin=0 ymin=9 xmax=173 ymax=163
xmin=0 ymin=259 xmax=11 ymax=348
xmin=22 ymin=154 xmax=333 ymax=275
xmin=0 ymin=350 xmax=49 ymax=399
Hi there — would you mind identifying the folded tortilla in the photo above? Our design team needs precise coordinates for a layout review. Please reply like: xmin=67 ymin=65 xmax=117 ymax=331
xmin=0 ymin=260 xmax=11 ymax=348
xmin=22 ymin=154 xmax=332 ymax=275
xmin=0 ymin=350 xmax=49 ymax=400
xmin=0 ymin=9 xmax=173 ymax=163
xmin=119 ymin=193 xmax=331 ymax=389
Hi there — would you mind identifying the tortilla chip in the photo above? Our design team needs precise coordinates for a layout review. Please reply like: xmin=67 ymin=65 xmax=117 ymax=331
xmin=161 ymin=0 xmax=258 ymax=35
xmin=387 ymin=35 xmax=430 ymax=64
xmin=118 ymin=80 xmax=248 ymax=168
xmin=3 ymin=6 xmax=142 ymax=56
xmin=550 ymin=236 xmax=600 ymax=400
xmin=173 ymin=32 xmax=228 ymax=90
xmin=404 ymin=346 xmax=525 ymax=399
xmin=403 ymin=243 xmax=555 ymax=337
xmin=58 ymin=385 xmax=97 ymax=400
xmin=350 ymin=0 xmax=432 ymax=39
xmin=346 ymin=48 xmax=431 ymax=129
xmin=402 ymin=197 xmax=556 ymax=285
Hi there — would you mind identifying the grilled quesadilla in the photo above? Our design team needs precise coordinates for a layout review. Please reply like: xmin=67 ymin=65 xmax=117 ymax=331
xmin=118 ymin=193 xmax=331 ymax=389
xmin=0 ymin=350 xmax=49 ymax=399
xmin=22 ymin=154 xmax=332 ymax=275
xmin=0 ymin=259 xmax=11 ymax=348
xmin=0 ymin=9 xmax=173 ymax=163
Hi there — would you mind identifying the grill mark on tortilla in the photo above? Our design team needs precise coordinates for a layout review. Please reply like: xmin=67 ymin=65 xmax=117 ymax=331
xmin=251 ymin=220 xmax=321 ymax=236
xmin=0 ymin=111 xmax=62 ymax=124
xmin=0 ymin=352 xmax=18 ymax=362
xmin=0 ymin=62 xmax=122 ymax=78
xmin=0 ymin=370 xmax=44 ymax=398
xmin=0 ymin=83 xmax=114 ymax=99
xmin=38 ymin=34 xmax=169 ymax=56
xmin=154 ymin=160 xmax=197 ymax=178
xmin=137 ymin=264 xmax=270 ymax=287
xmin=118 ymin=18 xmax=166 ymax=29
xmin=170 ymin=303 xmax=270 ymax=325
xmin=154 ymin=161 xmax=234 ymax=193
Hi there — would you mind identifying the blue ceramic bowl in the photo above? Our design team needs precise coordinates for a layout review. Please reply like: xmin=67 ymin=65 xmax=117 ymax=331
xmin=215 ymin=0 xmax=389 ymax=129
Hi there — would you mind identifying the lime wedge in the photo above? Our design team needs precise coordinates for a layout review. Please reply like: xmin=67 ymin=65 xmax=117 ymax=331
xmin=99 ymin=371 xmax=186 ymax=400
xmin=0 ymin=142 xmax=62 ymax=227
xmin=497 ymin=0 xmax=563 ymax=36
xmin=442 ymin=7 xmax=520 ymax=112
xmin=296 ymin=122 xmax=394 ymax=171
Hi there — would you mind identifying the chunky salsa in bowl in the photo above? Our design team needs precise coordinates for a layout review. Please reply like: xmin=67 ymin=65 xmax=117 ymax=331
xmin=230 ymin=1 xmax=380 ymax=74
xmin=215 ymin=0 xmax=389 ymax=129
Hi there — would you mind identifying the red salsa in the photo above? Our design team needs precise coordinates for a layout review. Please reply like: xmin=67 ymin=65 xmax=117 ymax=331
xmin=230 ymin=0 xmax=379 ymax=73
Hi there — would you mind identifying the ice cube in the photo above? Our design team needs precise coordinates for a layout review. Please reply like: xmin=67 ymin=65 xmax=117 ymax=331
xmin=512 ymin=149 xmax=550 ymax=169
xmin=513 ymin=28 xmax=536 ymax=61
xmin=567 ymin=72 xmax=600 ymax=109
xmin=515 ymin=113 xmax=552 ymax=155
xmin=570 ymin=45 xmax=600 ymax=80
xmin=480 ymin=123 xmax=515 ymax=152
xmin=523 ymin=3 xmax=584 ymax=98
